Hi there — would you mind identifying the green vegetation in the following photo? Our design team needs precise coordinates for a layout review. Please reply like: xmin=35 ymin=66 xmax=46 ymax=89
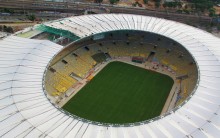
xmin=0 ymin=8 xmax=14 ymax=14
xmin=209 ymin=8 xmax=216 ymax=17
xmin=190 ymin=0 xmax=213 ymax=12
xmin=109 ymin=0 xmax=119 ymax=4
xmin=132 ymin=1 xmax=143 ymax=7
xmin=143 ymin=0 xmax=148 ymax=4
xmin=189 ymin=0 xmax=217 ymax=16
xmin=162 ymin=0 xmax=217 ymax=17
xmin=27 ymin=14 xmax=36 ymax=21
xmin=0 ymin=25 xmax=13 ymax=33
xmin=217 ymin=25 xmax=220 ymax=31
xmin=63 ymin=61 xmax=174 ymax=124
xmin=163 ymin=1 xmax=182 ymax=9
xmin=94 ymin=0 xmax=103 ymax=3
xmin=154 ymin=0 xmax=161 ymax=8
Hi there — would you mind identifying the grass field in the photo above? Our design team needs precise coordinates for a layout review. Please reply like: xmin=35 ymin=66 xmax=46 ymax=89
xmin=63 ymin=61 xmax=174 ymax=124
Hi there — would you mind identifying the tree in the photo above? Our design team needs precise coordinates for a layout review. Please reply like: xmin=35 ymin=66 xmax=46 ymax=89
xmin=183 ymin=9 xmax=190 ymax=14
xmin=163 ymin=3 xmax=167 ymax=9
xmin=154 ymin=0 xmax=161 ymax=8
xmin=190 ymin=0 xmax=214 ymax=13
xmin=163 ymin=2 xmax=182 ymax=9
xmin=94 ymin=0 xmax=103 ymax=3
xmin=6 ymin=26 xmax=14 ymax=33
xmin=217 ymin=25 xmax=220 ymax=31
xmin=209 ymin=8 xmax=216 ymax=17
xmin=3 ymin=8 xmax=14 ymax=14
xmin=143 ymin=0 xmax=148 ymax=4
xmin=109 ymin=0 xmax=119 ymax=4
xmin=1 ymin=25 xmax=14 ymax=33
xmin=177 ymin=2 xmax=182 ymax=9
xmin=27 ymin=14 xmax=36 ymax=21
xmin=155 ymin=2 xmax=160 ymax=8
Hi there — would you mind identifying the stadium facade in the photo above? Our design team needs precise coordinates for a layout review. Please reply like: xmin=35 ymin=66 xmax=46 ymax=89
xmin=0 ymin=14 xmax=220 ymax=137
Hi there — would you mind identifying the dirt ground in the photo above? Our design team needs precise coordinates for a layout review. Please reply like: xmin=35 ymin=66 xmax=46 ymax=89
xmin=101 ymin=0 xmax=156 ymax=9
xmin=0 ymin=22 xmax=37 ymax=32
xmin=214 ymin=6 xmax=220 ymax=15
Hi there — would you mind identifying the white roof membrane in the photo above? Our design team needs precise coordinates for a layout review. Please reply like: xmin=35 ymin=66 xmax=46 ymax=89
xmin=0 ymin=14 xmax=220 ymax=137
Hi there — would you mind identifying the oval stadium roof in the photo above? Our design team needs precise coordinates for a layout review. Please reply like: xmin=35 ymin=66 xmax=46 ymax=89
xmin=0 ymin=14 xmax=220 ymax=138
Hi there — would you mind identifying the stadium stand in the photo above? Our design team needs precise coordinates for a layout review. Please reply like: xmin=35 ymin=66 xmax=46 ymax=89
xmin=45 ymin=30 xmax=197 ymax=108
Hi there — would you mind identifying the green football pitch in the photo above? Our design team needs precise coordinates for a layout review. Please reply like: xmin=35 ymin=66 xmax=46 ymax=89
xmin=63 ymin=61 xmax=174 ymax=124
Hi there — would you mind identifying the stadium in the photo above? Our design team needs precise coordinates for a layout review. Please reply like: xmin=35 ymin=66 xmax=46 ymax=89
xmin=0 ymin=14 xmax=220 ymax=137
